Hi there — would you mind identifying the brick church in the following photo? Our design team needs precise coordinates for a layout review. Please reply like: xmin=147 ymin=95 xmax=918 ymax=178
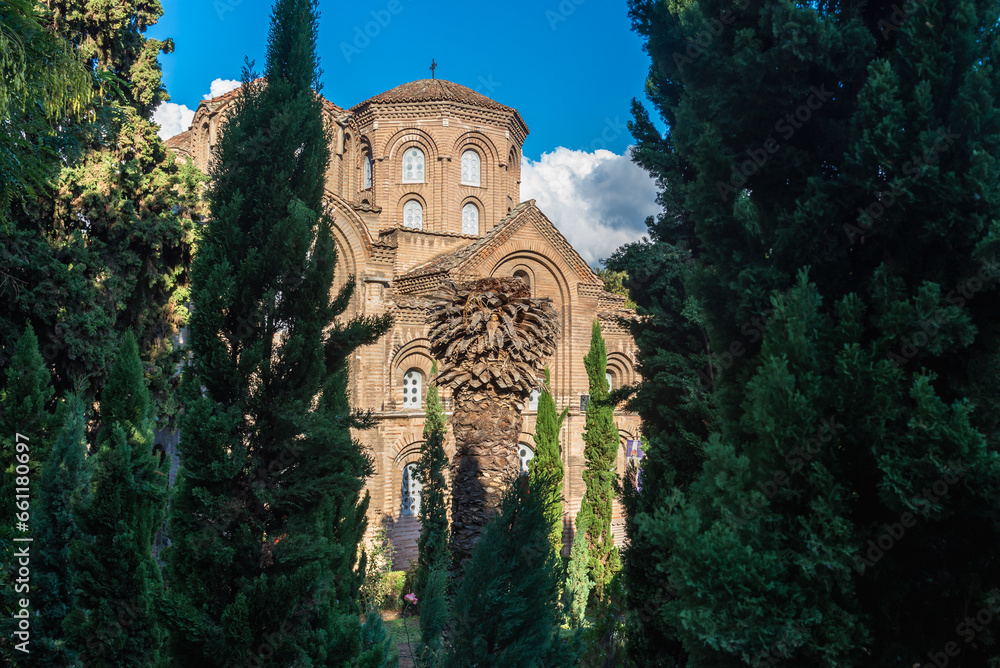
xmin=165 ymin=77 xmax=641 ymax=566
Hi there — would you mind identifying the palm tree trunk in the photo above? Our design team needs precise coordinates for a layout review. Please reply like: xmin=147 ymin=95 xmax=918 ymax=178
xmin=449 ymin=390 xmax=522 ymax=566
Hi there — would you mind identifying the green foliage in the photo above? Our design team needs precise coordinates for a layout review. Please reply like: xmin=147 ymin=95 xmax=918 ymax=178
xmin=579 ymin=574 xmax=628 ymax=668
xmin=594 ymin=267 xmax=636 ymax=309
xmin=159 ymin=0 xmax=392 ymax=663
xmin=628 ymin=0 xmax=1000 ymax=663
xmin=416 ymin=361 xmax=449 ymax=600
xmin=530 ymin=367 xmax=568 ymax=558
xmin=33 ymin=395 xmax=88 ymax=666
xmin=444 ymin=475 xmax=576 ymax=667
xmin=606 ymin=238 xmax=717 ymax=665
xmin=0 ymin=0 xmax=201 ymax=423
xmin=358 ymin=606 xmax=399 ymax=668
xmin=564 ymin=508 xmax=594 ymax=629
xmin=65 ymin=332 xmax=168 ymax=666
xmin=580 ymin=319 xmax=620 ymax=600
xmin=417 ymin=566 xmax=450 ymax=663
xmin=0 ymin=0 xmax=92 ymax=223
xmin=0 ymin=324 xmax=55 ymax=659
xmin=361 ymin=525 xmax=399 ymax=610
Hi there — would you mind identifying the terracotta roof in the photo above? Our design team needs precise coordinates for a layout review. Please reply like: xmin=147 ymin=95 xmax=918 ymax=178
xmin=352 ymin=79 xmax=514 ymax=113
xmin=399 ymin=199 xmax=602 ymax=287
xmin=163 ymin=129 xmax=193 ymax=153
xmin=402 ymin=200 xmax=535 ymax=279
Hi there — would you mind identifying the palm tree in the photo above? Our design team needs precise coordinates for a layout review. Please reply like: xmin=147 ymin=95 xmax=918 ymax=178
xmin=427 ymin=276 xmax=560 ymax=568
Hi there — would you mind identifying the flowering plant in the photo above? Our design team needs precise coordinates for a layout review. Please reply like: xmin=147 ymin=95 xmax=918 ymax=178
xmin=403 ymin=592 xmax=418 ymax=605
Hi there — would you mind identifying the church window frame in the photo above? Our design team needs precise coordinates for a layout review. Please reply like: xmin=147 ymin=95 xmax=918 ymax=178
xmin=401 ymin=462 xmax=422 ymax=516
xmin=462 ymin=201 xmax=480 ymax=235
xmin=461 ymin=149 xmax=481 ymax=187
xmin=363 ymin=151 xmax=373 ymax=189
xmin=518 ymin=443 xmax=535 ymax=475
xmin=402 ymin=199 xmax=424 ymax=230
xmin=402 ymin=368 xmax=423 ymax=408
xmin=402 ymin=146 xmax=425 ymax=183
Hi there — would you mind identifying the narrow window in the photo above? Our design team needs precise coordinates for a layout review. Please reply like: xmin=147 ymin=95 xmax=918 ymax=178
xmin=518 ymin=444 xmax=535 ymax=475
xmin=462 ymin=202 xmax=479 ymax=235
xmin=528 ymin=388 xmax=541 ymax=411
xmin=461 ymin=149 xmax=481 ymax=186
xmin=364 ymin=153 xmax=373 ymax=188
xmin=401 ymin=462 xmax=422 ymax=516
xmin=606 ymin=372 xmax=613 ymax=392
xmin=403 ymin=200 xmax=423 ymax=230
xmin=402 ymin=147 xmax=425 ymax=183
xmin=402 ymin=368 xmax=422 ymax=407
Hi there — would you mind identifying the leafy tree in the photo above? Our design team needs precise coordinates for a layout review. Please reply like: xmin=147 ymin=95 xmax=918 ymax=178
xmin=594 ymin=267 xmax=636 ymax=309
xmin=34 ymin=395 xmax=89 ymax=666
xmin=629 ymin=0 xmax=1000 ymax=663
xmin=563 ymin=508 xmax=594 ymax=628
xmin=159 ymin=0 xmax=391 ymax=663
xmin=530 ymin=366 xmax=568 ymax=558
xmin=0 ymin=0 xmax=92 ymax=224
xmin=444 ymin=475 xmax=575 ymax=667
xmin=415 ymin=361 xmax=449 ymax=600
xmin=580 ymin=319 xmax=620 ymax=600
xmin=0 ymin=0 xmax=201 ymax=422
xmin=64 ymin=332 xmax=168 ymax=667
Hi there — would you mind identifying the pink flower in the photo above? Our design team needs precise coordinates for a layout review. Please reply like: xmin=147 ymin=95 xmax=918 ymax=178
xmin=403 ymin=593 xmax=418 ymax=605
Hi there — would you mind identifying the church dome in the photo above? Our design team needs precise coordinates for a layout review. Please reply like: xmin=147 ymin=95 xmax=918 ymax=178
xmin=352 ymin=79 xmax=514 ymax=112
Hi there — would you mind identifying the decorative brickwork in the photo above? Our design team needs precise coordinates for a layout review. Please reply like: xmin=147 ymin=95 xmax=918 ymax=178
xmin=164 ymin=77 xmax=641 ymax=568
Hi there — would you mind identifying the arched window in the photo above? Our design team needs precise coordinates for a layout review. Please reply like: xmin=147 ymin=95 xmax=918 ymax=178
xmin=402 ymin=368 xmax=422 ymax=408
xmin=518 ymin=444 xmax=535 ymax=475
xmin=403 ymin=200 xmax=423 ymax=230
xmin=402 ymin=147 xmax=425 ymax=183
xmin=401 ymin=462 xmax=422 ymax=516
xmin=363 ymin=153 xmax=373 ymax=188
xmin=513 ymin=269 xmax=530 ymax=292
xmin=606 ymin=372 xmax=613 ymax=392
xmin=528 ymin=388 xmax=541 ymax=411
xmin=462 ymin=202 xmax=479 ymax=235
xmin=461 ymin=149 xmax=481 ymax=186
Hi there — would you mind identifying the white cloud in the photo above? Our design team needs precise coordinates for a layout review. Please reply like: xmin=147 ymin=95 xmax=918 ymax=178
xmin=520 ymin=147 xmax=659 ymax=266
xmin=152 ymin=78 xmax=243 ymax=141
xmin=152 ymin=102 xmax=195 ymax=141
xmin=204 ymin=78 xmax=241 ymax=100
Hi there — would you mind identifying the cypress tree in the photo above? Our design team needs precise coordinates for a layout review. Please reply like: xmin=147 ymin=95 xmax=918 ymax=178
xmin=444 ymin=475 xmax=574 ymax=667
xmin=65 ymin=332 xmax=167 ymax=667
xmin=0 ymin=324 xmax=55 ymax=660
xmin=415 ymin=361 xmax=448 ymax=601
xmin=630 ymin=0 xmax=1000 ymax=663
xmin=34 ymin=395 xmax=88 ymax=666
xmin=159 ymin=0 xmax=391 ymax=663
xmin=605 ymin=236 xmax=718 ymax=662
xmin=563 ymin=508 xmax=594 ymax=628
xmin=530 ymin=366 xmax=568 ymax=558
xmin=580 ymin=319 xmax=620 ymax=600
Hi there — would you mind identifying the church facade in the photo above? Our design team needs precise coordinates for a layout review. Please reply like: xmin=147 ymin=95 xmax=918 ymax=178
xmin=165 ymin=78 xmax=641 ymax=566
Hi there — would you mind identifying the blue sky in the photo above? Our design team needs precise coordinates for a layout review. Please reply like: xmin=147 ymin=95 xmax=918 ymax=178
xmin=151 ymin=0 xmax=663 ymax=264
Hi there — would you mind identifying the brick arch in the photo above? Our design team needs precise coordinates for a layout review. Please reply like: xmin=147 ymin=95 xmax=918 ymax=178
xmin=453 ymin=131 xmax=501 ymax=163
xmin=606 ymin=351 xmax=635 ymax=387
xmin=380 ymin=128 xmax=441 ymax=162
xmin=614 ymin=426 xmax=638 ymax=475
xmin=323 ymin=191 xmax=373 ymax=259
xmin=487 ymin=245 xmax=574 ymax=399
